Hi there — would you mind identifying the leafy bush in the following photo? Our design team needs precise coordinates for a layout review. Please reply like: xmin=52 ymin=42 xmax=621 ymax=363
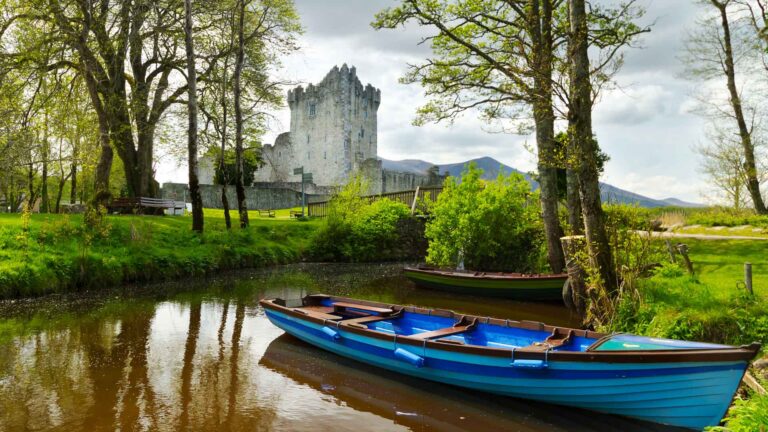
xmin=309 ymin=177 xmax=421 ymax=262
xmin=424 ymin=163 xmax=544 ymax=272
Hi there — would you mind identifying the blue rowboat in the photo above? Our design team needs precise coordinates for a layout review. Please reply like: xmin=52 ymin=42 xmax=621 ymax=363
xmin=261 ymin=295 xmax=761 ymax=430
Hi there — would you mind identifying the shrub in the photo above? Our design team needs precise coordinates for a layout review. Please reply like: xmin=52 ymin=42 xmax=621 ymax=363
xmin=424 ymin=163 xmax=544 ymax=272
xmin=308 ymin=177 xmax=420 ymax=262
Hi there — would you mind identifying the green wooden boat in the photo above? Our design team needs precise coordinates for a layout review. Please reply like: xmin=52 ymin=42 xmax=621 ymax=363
xmin=403 ymin=266 xmax=568 ymax=300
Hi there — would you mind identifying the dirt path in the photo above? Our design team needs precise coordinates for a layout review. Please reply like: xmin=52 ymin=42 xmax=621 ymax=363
xmin=641 ymin=231 xmax=768 ymax=241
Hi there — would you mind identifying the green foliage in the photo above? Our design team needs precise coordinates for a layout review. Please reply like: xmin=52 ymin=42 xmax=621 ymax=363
xmin=204 ymin=147 xmax=262 ymax=186
xmin=309 ymin=177 xmax=423 ymax=262
xmin=0 ymin=212 xmax=318 ymax=298
xmin=425 ymin=163 xmax=544 ymax=272
xmin=719 ymin=393 xmax=768 ymax=432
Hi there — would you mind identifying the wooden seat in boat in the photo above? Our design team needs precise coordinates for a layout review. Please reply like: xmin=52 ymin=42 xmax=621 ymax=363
xmin=332 ymin=302 xmax=394 ymax=316
xmin=340 ymin=310 xmax=403 ymax=329
xmin=293 ymin=308 xmax=342 ymax=321
xmin=405 ymin=317 xmax=477 ymax=341
xmin=525 ymin=328 xmax=574 ymax=351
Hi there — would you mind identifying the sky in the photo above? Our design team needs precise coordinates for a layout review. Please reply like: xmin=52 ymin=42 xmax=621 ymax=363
xmin=158 ymin=0 xmax=713 ymax=202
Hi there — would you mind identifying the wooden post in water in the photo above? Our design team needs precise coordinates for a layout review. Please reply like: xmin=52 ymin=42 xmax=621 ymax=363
xmin=676 ymin=244 xmax=694 ymax=275
xmin=745 ymin=262 xmax=753 ymax=296
xmin=560 ymin=235 xmax=587 ymax=316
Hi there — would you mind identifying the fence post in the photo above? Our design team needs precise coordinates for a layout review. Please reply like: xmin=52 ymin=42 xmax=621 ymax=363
xmin=676 ymin=244 xmax=694 ymax=276
xmin=745 ymin=262 xmax=753 ymax=296
xmin=410 ymin=186 xmax=420 ymax=215
xmin=665 ymin=239 xmax=677 ymax=263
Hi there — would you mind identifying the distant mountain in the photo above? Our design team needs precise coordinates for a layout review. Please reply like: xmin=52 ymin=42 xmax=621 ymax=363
xmin=380 ymin=156 xmax=702 ymax=208
xmin=658 ymin=197 xmax=706 ymax=208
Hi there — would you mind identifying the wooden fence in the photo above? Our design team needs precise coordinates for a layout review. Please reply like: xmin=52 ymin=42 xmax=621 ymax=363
xmin=307 ymin=187 xmax=443 ymax=217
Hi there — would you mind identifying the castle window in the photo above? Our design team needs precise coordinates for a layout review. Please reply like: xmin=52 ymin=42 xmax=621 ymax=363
xmin=361 ymin=128 xmax=364 ymax=138
xmin=307 ymin=151 xmax=310 ymax=160
xmin=307 ymin=135 xmax=310 ymax=144
xmin=278 ymin=151 xmax=281 ymax=157
xmin=324 ymin=151 xmax=327 ymax=159
xmin=309 ymin=102 xmax=316 ymax=117
xmin=364 ymin=110 xmax=368 ymax=119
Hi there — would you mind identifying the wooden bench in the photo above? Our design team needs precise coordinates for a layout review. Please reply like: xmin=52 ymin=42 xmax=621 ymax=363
xmin=332 ymin=302 xmax=394 ymax=316
xmin=525 ymin=328 xmax=574 ymax=351
xmin=289 ymin=210 xmax=304 ymax=218
xmin=108 ymin=197 xmax=183 ymax=215
xmin=406 ymin=317 xmax=478 ymax=341
xmin=257 ymin=209 xmax=275 ymax=218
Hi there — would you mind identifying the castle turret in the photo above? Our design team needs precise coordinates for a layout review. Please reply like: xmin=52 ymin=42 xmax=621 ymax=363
xmin=284 ymin=64 xmax=381 ymax=186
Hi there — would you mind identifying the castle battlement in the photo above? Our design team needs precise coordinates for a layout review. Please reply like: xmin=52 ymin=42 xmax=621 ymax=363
xmin=287 ymin=64 xmax=381 ymax=111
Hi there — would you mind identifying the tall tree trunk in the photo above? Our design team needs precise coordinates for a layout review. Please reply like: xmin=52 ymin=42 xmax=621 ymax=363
xmin=566 ymin=167 xmax=583 ymax=234
xmin=40 ymin=109 xmax=50 ymax=213
xmin=221 ymin=58 xmax=232 ymax=230
xmin=71 ymin=135 xmax=78 ymax=205
xmin=233 ymin=0 xmax=249 ymax=228
xmin=40 ymin=148 xmax=49 ymax=213
xmin=714 ymin=0 xmax=767 ymax=213
xmin=530 ymin=0 xmax=565 ymax=273
xmin=569 ymin=0 xmax=617 ymax=292
xmin=184 ymin=0 xmax=204 ymax=233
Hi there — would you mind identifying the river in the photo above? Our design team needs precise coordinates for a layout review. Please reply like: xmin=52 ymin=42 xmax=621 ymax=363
xmin=0 ymin=263 xmax=681 ymax=431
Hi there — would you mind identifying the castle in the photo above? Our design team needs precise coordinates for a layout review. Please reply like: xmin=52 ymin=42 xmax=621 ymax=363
xmin=199 ymin=64 xmax=443 ymax=198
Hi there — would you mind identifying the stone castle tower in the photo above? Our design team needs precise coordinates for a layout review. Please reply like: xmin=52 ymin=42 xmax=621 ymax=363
xmin=253 ymin=64 xmax=381 ymax=186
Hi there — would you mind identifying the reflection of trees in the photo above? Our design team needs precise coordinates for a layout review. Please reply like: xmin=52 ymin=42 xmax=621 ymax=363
xmin=224 ymin=302 xmax=245 ymax=429
xmin=80 ymin=302 xmax=157 ymax=431
xmin=179 ymin=300 xmax=202 ymax=431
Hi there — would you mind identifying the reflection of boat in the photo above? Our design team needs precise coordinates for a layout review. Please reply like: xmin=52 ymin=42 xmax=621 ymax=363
xmin=261 ymin=334 xmax=679 ymax=432
xmin=261 ymin=294 xmax=761 ymax=430
xmin=403 ymin=266 xmax=567 ymax=300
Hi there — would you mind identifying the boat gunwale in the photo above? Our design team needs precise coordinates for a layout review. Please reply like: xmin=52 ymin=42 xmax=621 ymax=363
xmin=260 ymin=295 xmax=761 ymax=364
xmin=404 ymin=266 xmax=569 ymax=281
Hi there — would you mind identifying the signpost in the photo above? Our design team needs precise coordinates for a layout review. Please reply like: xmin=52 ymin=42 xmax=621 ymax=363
xmin=294 ymin=167 xmax=312 ymax=216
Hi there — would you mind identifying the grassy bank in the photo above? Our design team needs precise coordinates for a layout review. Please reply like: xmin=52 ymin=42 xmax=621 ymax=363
xmin=0 ymin=211 xmax=320 ymax=298
xmin=611 ymin=239 xmax=768 ymax=348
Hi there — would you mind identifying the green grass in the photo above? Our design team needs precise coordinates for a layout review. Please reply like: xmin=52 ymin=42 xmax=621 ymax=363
xmin=0 ymin=210 xmax=321 ymax=298
xmin=675 ymin=225 xmax=768 ymax=238
xmin=612 ymin=238 xmax=768 ymax=349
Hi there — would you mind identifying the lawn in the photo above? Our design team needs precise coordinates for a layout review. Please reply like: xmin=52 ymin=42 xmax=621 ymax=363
xmin=686 ymin=238 xmax=768 ymax=301
xmin=614 ymin=237 xmax=768 ymax=352
xmin=0 ymin=210 xmax=321 ymax=297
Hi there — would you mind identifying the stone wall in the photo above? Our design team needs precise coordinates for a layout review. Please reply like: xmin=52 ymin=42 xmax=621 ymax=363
xmin=161 ymin=183 xmax=328 ymax=210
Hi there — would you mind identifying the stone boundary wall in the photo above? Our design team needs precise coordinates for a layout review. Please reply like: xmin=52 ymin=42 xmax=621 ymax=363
xmin=161 ymin=183 xmax=328 ymax=210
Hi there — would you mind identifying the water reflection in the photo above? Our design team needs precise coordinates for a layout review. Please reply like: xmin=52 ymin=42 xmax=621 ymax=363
xmin=0 ymin=263 xmax=682 ymax=431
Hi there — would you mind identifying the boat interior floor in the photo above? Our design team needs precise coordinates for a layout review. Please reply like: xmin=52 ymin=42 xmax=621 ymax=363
xmin=291 ymin=302 xmax=581 ymax=351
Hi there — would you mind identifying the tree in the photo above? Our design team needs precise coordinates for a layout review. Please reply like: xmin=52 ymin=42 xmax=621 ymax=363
xmin=185 ymin=0 xmax=204 ymax=233
xmin=233 ymin=0 xmax=249 ymax=228
xmin=374 ymin=0 xmax=647 ymax=274
xmin=568 ymin=0 xmax=617 ymax=291
xmin=374 ymin=0 xmax=566 ymax=273
xmin=685 ymin=0 xmax=767 ymax=213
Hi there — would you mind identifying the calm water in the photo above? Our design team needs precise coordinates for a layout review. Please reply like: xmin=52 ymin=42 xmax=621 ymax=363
xmin=0 ymin=263 xmax=682 ymax=431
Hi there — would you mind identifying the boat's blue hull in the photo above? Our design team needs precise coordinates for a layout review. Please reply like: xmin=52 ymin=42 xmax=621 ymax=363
xmin=264 ymin=308 xmax=747 ymax=430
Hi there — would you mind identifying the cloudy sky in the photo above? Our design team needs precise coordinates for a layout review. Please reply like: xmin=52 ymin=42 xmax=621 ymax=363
xmin=159 ymin=0 xmax=713 ymax=202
